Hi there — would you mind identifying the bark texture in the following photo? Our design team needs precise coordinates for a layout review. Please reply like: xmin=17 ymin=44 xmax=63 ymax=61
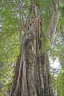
xmin=10 ymin=4 xmax=54 ymax=96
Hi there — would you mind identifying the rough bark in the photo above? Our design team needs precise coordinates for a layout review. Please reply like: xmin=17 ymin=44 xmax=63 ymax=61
xmin=10 ymin=4 xmax=54 ymax=96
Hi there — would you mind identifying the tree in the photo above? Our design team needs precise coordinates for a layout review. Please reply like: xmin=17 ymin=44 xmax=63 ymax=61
xmin=0 ymin=0 xmax=62 ymax=96
xmin=50 ymin=1 xmax=64 ymax=95
xmin=10 ymin=0 xmax=61 ymax=96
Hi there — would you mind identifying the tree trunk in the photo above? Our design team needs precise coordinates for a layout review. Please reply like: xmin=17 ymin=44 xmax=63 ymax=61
xmin=10 ymin=4 xmax=54 ymax=96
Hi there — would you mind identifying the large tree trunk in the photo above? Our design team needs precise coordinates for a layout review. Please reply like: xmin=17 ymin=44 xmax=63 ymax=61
xmin=10 ymin=4 xmax=54 ymax=96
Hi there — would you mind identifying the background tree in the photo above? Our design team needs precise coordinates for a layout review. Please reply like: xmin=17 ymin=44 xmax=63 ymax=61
xmin=50 ymin=0 xmax=64 ymax=95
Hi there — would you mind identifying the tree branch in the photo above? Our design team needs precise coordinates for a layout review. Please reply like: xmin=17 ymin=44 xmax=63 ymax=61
xmin=52 ymin=0 xmax=56 ymax=11
xmin=47 ymin=0 xmax=61 ymax=48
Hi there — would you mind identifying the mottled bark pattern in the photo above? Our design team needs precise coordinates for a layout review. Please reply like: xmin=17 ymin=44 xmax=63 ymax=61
xmin=10 ymin=4 xmax=54 ymax=96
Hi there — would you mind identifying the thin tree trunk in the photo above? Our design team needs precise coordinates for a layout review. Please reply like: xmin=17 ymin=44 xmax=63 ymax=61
xmin=48 ymin=0 xmax=60 ymax=48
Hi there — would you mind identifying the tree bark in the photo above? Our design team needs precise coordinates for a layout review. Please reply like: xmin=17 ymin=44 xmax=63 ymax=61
xmin=10 ymin=4 xmax=55 ymax=96
xmin=48 ymin=0 xmax=60 ymax=48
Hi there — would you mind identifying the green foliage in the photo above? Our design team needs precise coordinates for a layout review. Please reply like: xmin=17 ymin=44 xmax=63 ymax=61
xmin=0 ymin=0 xmax=20 ymax=95
xmin=58 ymin=0 xmax=64 ymax=17
xmin=51 ymin=74 xmax=57 ymax=95
xmin=0 ymin=0 xmax=64 ymax=95
xmin=51 ymin=69 xmax=64 ymax=96
xmin=57 ymin=69 xmax=64 ymax=96
xmin=58 ymin=3 xmax=64 ymax=17
xmin=41 ymin=36 xmax=50 ymax=52
xmin=38 ymin=0 xmax=53 ymax=32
